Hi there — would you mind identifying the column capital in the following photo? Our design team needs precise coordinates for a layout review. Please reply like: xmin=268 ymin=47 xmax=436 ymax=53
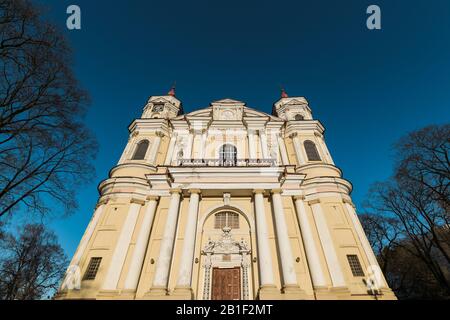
xmin=314 ymin=131 xmax=323 ymax=138
xmin=146 ymin=195 xmax=160 ymax=201
xmin=97 ymin=197 xmax=110 ymax=208
xmin=253 ymin=189 xmax=265 ymax=195
xmin=342 ymin=198 xmax=355 ymax=208
xmin=188 ymin=188 xmax=202 ymax=195
xmin=293 ymin=195 xmax=305 ymax=201
xmin=155 ymin=131 xmax=165 ymax=138
xmin=289 ymin=132 xmax=298 ymax=139
xmin=169 ymin=188 xmax=182 ymax=195
xmin=308 ymin=198 xmax=321 ymax=205
xmin=270 ymin=188 xmax=283 ymax=195
xmin=130 ymin=198 xmax=146 ymax=206
xmin=191 ymin=128 xmax=204 ymax=135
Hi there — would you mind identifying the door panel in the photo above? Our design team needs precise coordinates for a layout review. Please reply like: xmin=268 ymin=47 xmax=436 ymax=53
xmin=211 ymin=267 xmax=241 ymax=300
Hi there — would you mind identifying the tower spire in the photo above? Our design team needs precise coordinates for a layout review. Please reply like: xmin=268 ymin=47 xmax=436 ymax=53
xmin=281 ymin=87 xmax=289 ymax=98
xmin=168 ymin=82 xmax=176 ymax=96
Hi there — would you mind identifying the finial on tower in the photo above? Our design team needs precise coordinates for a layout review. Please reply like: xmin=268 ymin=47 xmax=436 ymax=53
xmin=168 ymin=82 xmax=176 ymax=96
xmin=280 ymin=86 xmax=288 ymax=98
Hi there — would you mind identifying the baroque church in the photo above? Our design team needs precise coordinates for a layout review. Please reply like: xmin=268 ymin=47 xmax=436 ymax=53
xmin=57 ymin=88 xmax=396 ymax=300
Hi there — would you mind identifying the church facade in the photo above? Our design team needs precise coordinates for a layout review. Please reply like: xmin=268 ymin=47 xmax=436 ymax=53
xmin=58 ymin=89 xmax=396 ymax=300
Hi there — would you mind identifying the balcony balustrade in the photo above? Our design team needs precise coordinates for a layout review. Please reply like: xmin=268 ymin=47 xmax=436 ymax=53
xmin=177 ymin=158 xmax=277 ymax=167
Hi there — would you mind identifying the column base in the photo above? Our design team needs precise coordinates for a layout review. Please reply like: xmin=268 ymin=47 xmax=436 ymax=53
xmin=118 ymin=289 xmax=138 ymax=300
xmin=281 ymin=284 xmax=311 ymax=300
xmin=97 ymin=289 xmax=121 ymax=300
xmin=312 ymin=286 xmax=352 ymax=300
xmin=257 ymin=285 xmax=281 ymax=300
xmin=144 ymin=286 xmax=169 ymax=299
xmin=376 ymin=287 xmax=398 ymax=300
xmin=172 ymin=286 xmax=194 ymax=300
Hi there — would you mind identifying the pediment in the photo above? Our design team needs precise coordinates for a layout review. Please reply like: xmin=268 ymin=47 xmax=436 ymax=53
xmin=283 ymin=98 xmax=308 ymax=106
xmin=212 ymin=98 xmax=245 ymax=105
xmin=244 ymin=107 xmax=283 ymax=121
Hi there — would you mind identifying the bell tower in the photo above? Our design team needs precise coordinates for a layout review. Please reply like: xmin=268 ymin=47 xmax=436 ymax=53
xmin=273 ymin=89 xmax=312 ymax=121
xmin=142 ymin=86 xmax=183 ymax=119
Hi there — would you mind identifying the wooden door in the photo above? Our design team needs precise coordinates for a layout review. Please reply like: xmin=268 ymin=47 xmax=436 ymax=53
xmin=211 ymin=267 xmax=241 ymax=300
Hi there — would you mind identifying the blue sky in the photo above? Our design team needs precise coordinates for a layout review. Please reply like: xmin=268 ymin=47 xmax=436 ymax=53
xmin=30 ymin=0 xmax=450 ymax=258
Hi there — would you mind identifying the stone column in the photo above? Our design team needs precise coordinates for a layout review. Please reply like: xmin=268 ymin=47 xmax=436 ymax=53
xmin=290 ymin=132 xmax=306 ymax=166
xmin=309 ymin=199 xmax=346 ymax=288
xmin=344 ymin=200 xmax=388 ymax=288
xmin=123 ymin=196 xmax=159 ymax=291
xmin=118 ymin=136 xmax=135 ymax=164
xmin=277 ymin=134 xmax=290 ymax=165
xmin=61 ymin=199 xmax=108 ymax=290
xmin=200 ymin=130 xmax=208 ymax=159
xmin=253 ymin=190 xmax=276 ymax=290
xmin=259 ymin=129 xmax=269 ymax=159
xmin=174 ymin=189 xmax=201 ymax=295
xmin=102 ymin=199 xmax=144 ymax=291
xmin=271 ymin=189 xmax=299 ymax=290
xmin=185 ymin=130 xmax=195 ymax=160
xmin=164 ymin=133 xmax=177 ymax=165
xmin=149 ymin=189 xmax=182 ymax=293
xmin=148 ymin=131 xmax=164 ymax=164
xmin=293 ymin=196 xmax=327 ymax=288
xmin=247 ymin=129 xmax=257 ymax=159
xmin=318 ymin=134 xmax=335 ymax=165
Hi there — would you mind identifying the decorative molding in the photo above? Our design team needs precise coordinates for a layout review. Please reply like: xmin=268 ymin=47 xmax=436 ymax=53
xmin=96 ymin=197 xmax=110 ymax=208
xmin=223 ymin=193 xmax=231 ymax=205
xmin=170 ymin=188 xmax=182 ymax=194
xmin=201 ymin=227 xmax=251 ymax=300
xmin=308 ymin=199 xmax=321 ymax=205
xmin=189 ymin=188 xmax=202 ymax=195
xmin=146 ymin=195 xmax=160 ymax=201
xmin=270 ymin=188 xmax=283 ymax=195
xmin=252 ymin=189 xmax=265 ymax=195
xmin=130 ymin=198 xmax=146 ymax=205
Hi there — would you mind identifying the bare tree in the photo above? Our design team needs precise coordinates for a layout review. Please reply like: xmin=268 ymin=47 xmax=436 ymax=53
xmin=364 ymin=124 xmax=450 ymax=299
xmin=0 ymin=0 xmax=97 ymax=218
xmin=396 ymin=125 xmax=450 ymax=218
xmin=359 ymin=213 xmax=400 ymax=274
xmin=0 ymin=223 xmax=68 ymax=300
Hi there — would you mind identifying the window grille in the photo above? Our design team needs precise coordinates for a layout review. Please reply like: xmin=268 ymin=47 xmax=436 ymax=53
xmin=83 ymin=257 xmax=102 ymax=280
xmin=347 ymin=255 xmax=365 ymax=277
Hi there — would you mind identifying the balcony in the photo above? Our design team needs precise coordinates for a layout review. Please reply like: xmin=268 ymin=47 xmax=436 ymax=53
xmin=178 ymin=158 xmax=277 ymax=167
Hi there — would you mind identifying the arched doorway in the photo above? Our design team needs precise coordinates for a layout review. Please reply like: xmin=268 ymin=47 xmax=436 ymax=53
xmin=198 ymin=209 xmax=253 ymax=300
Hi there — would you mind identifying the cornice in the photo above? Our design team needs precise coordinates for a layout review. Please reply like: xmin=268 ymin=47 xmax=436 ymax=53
xmin=285 ymin=121 xmax=325 ymax=135
xmin=128 ymin=119 xmax=170 ymax=134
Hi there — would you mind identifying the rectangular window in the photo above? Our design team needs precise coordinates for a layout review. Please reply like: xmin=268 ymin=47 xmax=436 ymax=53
xmin=214 ymin=212 xmax=239 ymax=229
xmin=347 ymin=255 xmax=365 ymax=277
xmin=83 ymin=257 xmax=102 ymax=280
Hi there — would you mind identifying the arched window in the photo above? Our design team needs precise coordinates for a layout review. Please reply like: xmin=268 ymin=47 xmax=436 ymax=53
xmin=214 ymin=212 xmax=239 ymax=229
xmin=132 ymin=140 xmax=149 ymax=160
xmin=295 ymin=114 xmax=304 ymax=121
xmin=304 ymin=140 xmax=321 ymax=161
xmin=219 ymin=144 xmax=237 ymax=166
